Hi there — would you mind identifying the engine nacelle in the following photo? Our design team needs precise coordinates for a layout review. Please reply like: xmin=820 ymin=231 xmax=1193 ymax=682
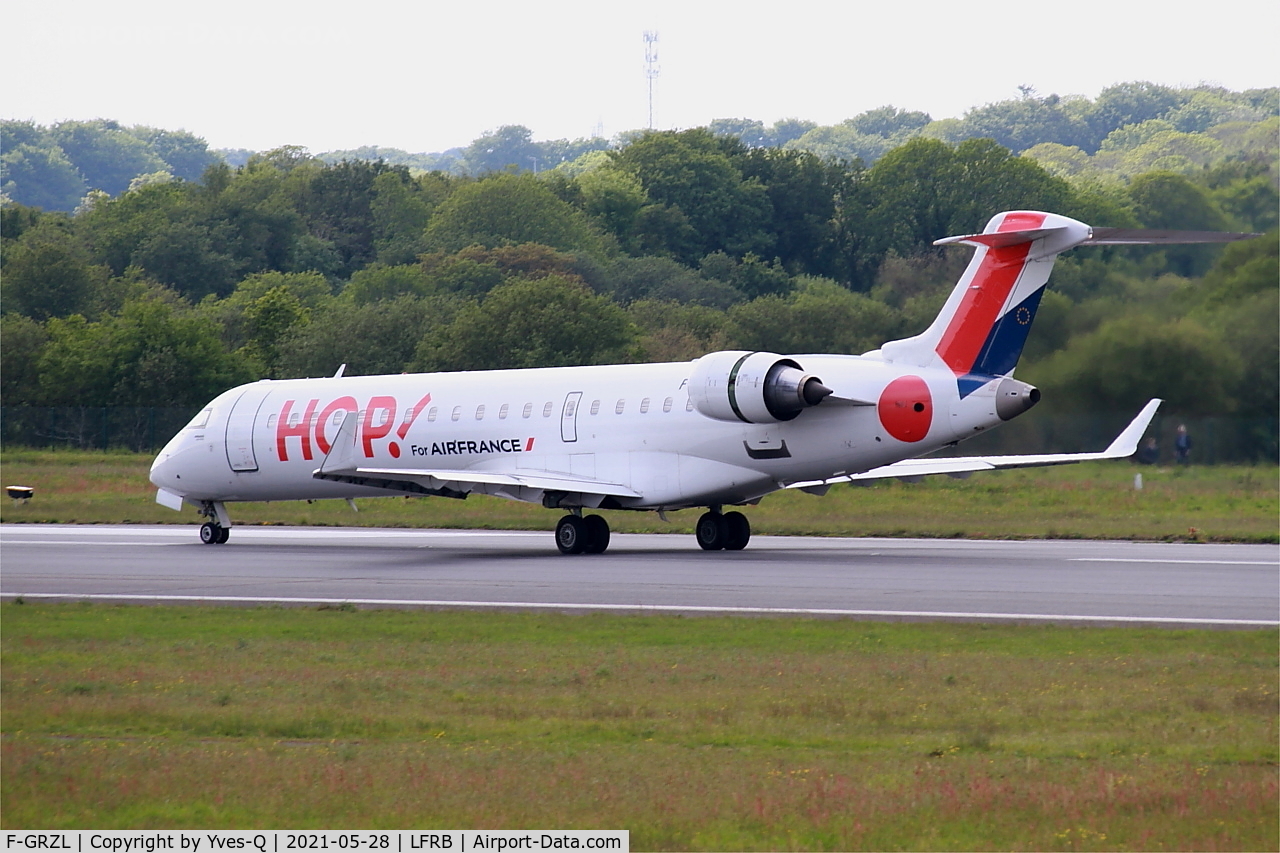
xmin=688 ymin=350 xmax=833 ymax=424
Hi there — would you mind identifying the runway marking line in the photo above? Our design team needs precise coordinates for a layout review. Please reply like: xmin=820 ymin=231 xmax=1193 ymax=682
xmin=2 ymin=592 xmax=1275 ymax=627
xmin=1071 ymin=558 xmax=1278 ymax=566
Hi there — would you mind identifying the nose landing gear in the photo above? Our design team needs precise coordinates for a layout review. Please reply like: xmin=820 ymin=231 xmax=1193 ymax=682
xmin=200 ymin=521 xmax=230 ymax=544
xmin=696 ymin=509 xmax=751 ymax=551
xmin=198 ymin=501 xmax=231 ymax=544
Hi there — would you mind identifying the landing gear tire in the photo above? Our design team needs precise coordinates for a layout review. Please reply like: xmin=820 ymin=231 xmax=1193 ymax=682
xmin=583 ymin=514 xmax=610 ymax=554
xmin=200 ymin=522 xmax=225 ymax=545
xmin=722 ymin=511 xmax=750 ymax=551
xmin=696 ymin=511 xmax=726 ymax=551
xmin=696 ymin=510 xmax=751 ymax=551
xmin=216 ymin=525 xmax=231 ymax=544
xmin=555 ymin=515 xmax=588 ymax=555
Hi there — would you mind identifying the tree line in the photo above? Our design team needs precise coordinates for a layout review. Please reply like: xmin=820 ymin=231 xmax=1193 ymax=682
xmin=1 ymin=84 xmax=1276 ymax=457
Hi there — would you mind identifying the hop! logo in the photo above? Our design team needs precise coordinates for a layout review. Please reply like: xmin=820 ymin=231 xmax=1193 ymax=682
xmin=274 ymin=393 xmax=536 ymax=462
xmin=276 ymin=393 xmax=432 ymax=461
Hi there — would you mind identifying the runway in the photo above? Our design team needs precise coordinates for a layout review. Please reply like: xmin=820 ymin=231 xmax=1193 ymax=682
xmin=1 ymin=524 xmax=1277 ymax=627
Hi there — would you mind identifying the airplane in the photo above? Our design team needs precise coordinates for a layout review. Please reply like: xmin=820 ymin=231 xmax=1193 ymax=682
xmin=149 ymin=210 xmax=1254 ymax=553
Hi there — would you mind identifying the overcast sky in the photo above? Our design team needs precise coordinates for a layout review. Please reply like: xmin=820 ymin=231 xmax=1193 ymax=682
xmin=9 ymin=0 xmax=1277 ymax=154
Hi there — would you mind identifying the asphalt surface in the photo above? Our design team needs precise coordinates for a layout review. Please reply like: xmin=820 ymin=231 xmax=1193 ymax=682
xmin=3 ymin=524 xmax=1277 ymax=627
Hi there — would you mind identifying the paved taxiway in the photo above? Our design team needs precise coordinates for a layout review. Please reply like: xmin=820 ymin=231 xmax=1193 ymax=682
xmin=3 ymin=524 xmax=1276 ymax=626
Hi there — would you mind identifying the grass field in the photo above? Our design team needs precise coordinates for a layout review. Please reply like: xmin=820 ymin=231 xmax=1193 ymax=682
xmin=1 ymin=604 xmax=1276 ymax=849
xmin=1 ymin=450 xmax=1276 ymax=542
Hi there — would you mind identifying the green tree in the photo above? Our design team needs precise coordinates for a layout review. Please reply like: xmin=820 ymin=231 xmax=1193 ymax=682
xmin=1 ymin=143 xmax=88 ymax=211
xmin=0 ymin=313 xmax=50 ymax=404
xmin=295 ymin=159 xmax=405 ymax=276
xmin=1127 ymin=171 xmax=1228 ymax=276
xmin=344 ymin=263 xmax=436 ymax=305
xmin=610 ymin=129 xmax=774 ymax=262
xmin=838 ymin=138 xmax=1072 ymax=288
xmin=422 ymin=174 xmax=607 ymax=256
xmin=727 ymin=277 xmax=901 ymax=355
xmin=38 ymin=298 xmax=253 ymax=407
xmin=599 ymin=255 xmax=741 ymax=308
xmin=628 ymin=299 xmax=731 ymax=362
xmin=413 ymin=275 xmax=635 ymax=371
xmin=575 ymin=166 xmax=649 ymax=251
xmin=1083 ymin=82 xmax=1185 ymax=151
xmin=1 ymin=220 xmax=107 ymax=319
xmin=959 ymin=91 xmax=1093 ymax=153
xmin=130 ymin=219 xmax=239 ymax=300
xmin=370 ymin=170 xmax=440 ymax=265
xmin=1026 ymin=315 xmax=1241 ymax=416
xmin=739 ymin=148 xmax=848 ymax=276
xmin=844 ymin=106 xmax=932 ymax=140
xmin=786 ymin=126 xmax=888 ymax=164
xmin=276 ymin=295 xmax=458 ymax=378
xmin=130 ymin=126 xmax=220 ymax=183
xmin=50 ymin=120 xmax=168 ymax=196
xmin=463 ymin=125 xmax=543 ymax=174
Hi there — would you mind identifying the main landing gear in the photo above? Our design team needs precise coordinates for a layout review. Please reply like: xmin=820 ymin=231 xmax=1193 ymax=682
xmin=696 ymin=509 xmax=751 ymax=551
xmin=198 ymin=501 xmax=231 ymax=545
xmin=555 ymin=513 xmax=611 ymax=555
xmin=554 ymin=509 xmax=753 ymax=554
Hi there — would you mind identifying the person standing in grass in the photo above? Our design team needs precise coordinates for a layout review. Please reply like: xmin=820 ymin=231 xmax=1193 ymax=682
xmin=1175 ymin=424 xmax=1192 ymax=464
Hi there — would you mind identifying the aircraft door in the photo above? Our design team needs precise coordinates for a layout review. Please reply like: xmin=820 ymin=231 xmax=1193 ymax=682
xmin=561 ymin=391 xmax=583 ymax=442
xmin=224 ymin=385 xmax=273 ymax=472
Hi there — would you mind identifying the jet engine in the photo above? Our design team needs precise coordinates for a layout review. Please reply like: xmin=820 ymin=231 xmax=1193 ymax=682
xmin=688 ymin=351 xmax=833 ymax=424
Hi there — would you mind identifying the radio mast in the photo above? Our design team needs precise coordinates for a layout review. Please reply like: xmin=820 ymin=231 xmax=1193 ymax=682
xmin=643 ymin=31 xmax=660 ymax=129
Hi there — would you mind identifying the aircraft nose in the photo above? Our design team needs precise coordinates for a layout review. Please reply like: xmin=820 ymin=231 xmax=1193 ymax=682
xmin=149 ymin=452 xmax=179 ymax=491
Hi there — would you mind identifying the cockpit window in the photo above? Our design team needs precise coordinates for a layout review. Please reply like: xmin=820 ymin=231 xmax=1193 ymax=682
xmin=186 ymin=408 xmax=212 ymax=430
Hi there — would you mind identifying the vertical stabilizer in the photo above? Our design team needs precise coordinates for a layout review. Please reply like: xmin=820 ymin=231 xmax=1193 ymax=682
xmin=879 ymin=211 xmax=1092 ymax=395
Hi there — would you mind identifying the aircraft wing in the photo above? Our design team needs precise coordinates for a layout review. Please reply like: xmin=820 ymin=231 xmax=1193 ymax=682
xmin=321 ymin=465 xmax=642 ymax=499
xmin=311 ymin=411 xmax=641 ymax=500
xmin=787 ymin=399 xmax=1161 ymax=492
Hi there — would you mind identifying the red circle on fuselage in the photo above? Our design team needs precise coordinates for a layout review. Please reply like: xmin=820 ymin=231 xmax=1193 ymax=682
xmin=878 ymin=375 xmax=933 ymax=442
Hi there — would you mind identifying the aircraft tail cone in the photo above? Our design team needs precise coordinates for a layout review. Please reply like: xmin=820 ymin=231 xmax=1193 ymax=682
xmin=996 ymin=377 xmax=1040 ymax=422
xmin=803 ymin=379 xmax=834 ymax=406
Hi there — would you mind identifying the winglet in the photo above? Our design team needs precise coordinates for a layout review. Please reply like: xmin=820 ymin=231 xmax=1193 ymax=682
xmin=1103 ymin=398 xmax=1162 ymax=458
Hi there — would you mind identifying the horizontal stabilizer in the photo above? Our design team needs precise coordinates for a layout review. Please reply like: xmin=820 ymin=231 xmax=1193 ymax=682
xmin=933 ymin=227 xmax=1067 ymax=249
xmin=1085 ymin=228 xmax=1261 ymax=245
xmin=786 ymin=399 xmax=1161 ymax=489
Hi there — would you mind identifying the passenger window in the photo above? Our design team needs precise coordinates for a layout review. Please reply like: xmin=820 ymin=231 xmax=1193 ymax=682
xmin=476 ymin=405 xmax=485 ymax=420
xmin=590 ymin=400 xmax=601 ymax=415
xmin=686 ymin=399 xmax=694 ymax=412
xmin=331 ymin=411 xmax=346 ymax=428
xmin=499 ymin=403 xmax=509 ymax=420
xmin=615 ymin=399 xmax=625 ymax=414
xmin=543 ymin=402 xmax=553 ymax=418
xmin=663 ymin=397 xmax=673 ymax=413
xmin=640 ymin=397 xmax=650 ymax=414
xmin=427 ymin=407 xmax=438 ymax=422
xmin=522 ymin=403 xmax=533 ymax=419
xmin=565 ymin=399 xmax=577 ymax=417
xmin=451 ymin=406 xmax=461 ymax=422
xmin=266 ymin=414 xmax=277 ymax=429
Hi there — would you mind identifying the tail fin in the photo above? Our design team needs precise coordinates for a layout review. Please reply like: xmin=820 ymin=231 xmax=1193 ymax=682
xmin=879 ymin=211 xmax=1092 ymax=396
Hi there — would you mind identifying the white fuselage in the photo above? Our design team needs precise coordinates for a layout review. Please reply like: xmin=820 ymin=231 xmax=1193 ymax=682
xmin=150 ymin=354 xmax=1017 ymax=512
